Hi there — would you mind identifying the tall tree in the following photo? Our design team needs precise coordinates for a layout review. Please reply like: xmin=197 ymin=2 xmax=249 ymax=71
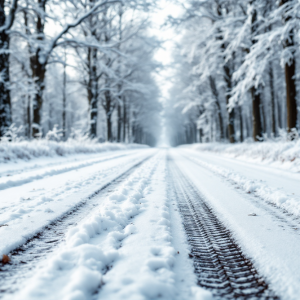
xmin=0 ymin=0 xmax=18 ymax=137
xmin=280 ymin=0 xmax=297 ymax=133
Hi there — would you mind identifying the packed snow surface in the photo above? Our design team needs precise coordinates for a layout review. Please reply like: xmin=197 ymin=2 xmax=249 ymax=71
xmin=7 ymin=151 xmax=211 ymax=300
xmin=173 ymin=148 xmax=300 ymax=300
xmin=2 ymin=146 xmax=300 ymax=300
xmin=0 ymin=149 xmax=154 ymax=256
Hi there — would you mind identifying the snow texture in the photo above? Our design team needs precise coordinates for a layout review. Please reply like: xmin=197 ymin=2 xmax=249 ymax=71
xmin=172 ymin=149 xmax=300 ymax=300
xmin=182 ymin=141 xmax=300 ymax=172
xmin=0 ymin=140 xmax=148 ymax=163
xmin=0 ymin=150 xmax=154 ymax=257
xmin=185 ymin=152 xmax=300 ymax=217
xmin=8 ymin=152 xmax=211 ymax=300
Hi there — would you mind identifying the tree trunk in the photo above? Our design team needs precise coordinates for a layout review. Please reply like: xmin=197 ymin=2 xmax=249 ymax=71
xmin=32 ymin=74 xmax=46 ymax=138
xmin=251 ymin=87 xmax=263 ymax=141
xmin=123 ymin=97 xmax=127 ymax=142
xmin=117 ymin=102 xmax=122 ymax=142
xmin=27 ymin=96 xmax=32 ymax=139
xmin=285 ymin=57 xmax=297 ymax=132
xmin=239 ymin=105 xmax=244 ymax=142
xmin=277 ymin=99 xmax=282 ymax=130
xmin=86 ymin=47 xmax=98 ymax=139
xmin=90 ymin=48 xmax=98 ymax=139
xmin=281 ymin=0 xmax=298 ymax=132
xmin=31 ymin=0 xmax=47 ymax=138
xmin=261 ymin=98 xmax=266 ymax=135
xmin=269 ymin=62 xmax=277 ymax=137
xmin=104 ymin=90 xmax=113 ymax=142
xmin=250 ymin=1 xmax=263 ymax=141
xmin=107 ymin=113 xmax=112 ymax=142
xmin=0 ymin=7 xmax=12 ymax=137
xmin=62 ymin=52 xmax=67 ymax=140
xmin=227 ymin=106 xmax=235 ymax=143
xmin=199 ymin=128 xmax=203 ymax=143
xmin=209 ymin=76 xmax=224 ymax=140
xmin=223 ymin=57 xmax=235 ymax=143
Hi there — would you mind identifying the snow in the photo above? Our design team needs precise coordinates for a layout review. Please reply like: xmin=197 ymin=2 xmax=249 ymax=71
xmin=180 ymin=148 xmax=300 ymax=217
xmin=3 ymin=145 xmax=300 ymax=300
xmin=9 ymin=150 xmax=210 ymax=300
xmin=0 ymin=140 xmax=148 ymax=163
xmin=0 ymin=149 xmax=154 ymax=257
xmin=0 ymin=150 xmax=139 ymax=190
xmin=181 ymin=141 xmax=300 ymax=172
xmin=172 ymin=148 xmax=300 ymax=300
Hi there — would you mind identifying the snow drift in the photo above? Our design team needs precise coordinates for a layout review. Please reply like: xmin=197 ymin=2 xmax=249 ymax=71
xmin=181 ymin=141 xmax=300 ymax=172
xmin=0 ymin=140 xmax=148 ymax=163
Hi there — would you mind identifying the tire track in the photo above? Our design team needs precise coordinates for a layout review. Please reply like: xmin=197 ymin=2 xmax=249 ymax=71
xmin=0 ymin=155 xmax=152 ymax=298
xmin=168 ymin=156 xmax=278 ymax=299
xmin=180 ymin=151 xmax=300 ymax=235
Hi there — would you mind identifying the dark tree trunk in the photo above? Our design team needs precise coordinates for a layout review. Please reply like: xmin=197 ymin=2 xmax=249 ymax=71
xmin=277 ymin=99 xmax=282 ymax=129
xmin=31 ymin=0 xmax=47 ymax=138
xmin=285 ymin=57 xmax=297 ymax=132
xmin=62 ymin=53 xmax=67 ymax=139
xmin=86 ymin=47 xmax=98 ymax=139
xmin=27 ymin=96 xmax=31 ymax=139
xmin=224 ymin=64 xmax=235 ymax=143
xmin=90 ymin=48 xmax=98 ymax=139
xmin=216 ymin=4 xmax=235 ymax=143
xmin=32 ymin=69 xmax=46 ymax=137
xmin=261 ymin=98 xmax=267 ymax=135
xmin=24 ymin=8 xmax=32 ymax=139
xmin=269 ymin=62 xmax=277 ymax=137
xmin=122 ymin=97 xmax=127 ymax=142
xmin=199 ymin=128 xmax=203 ymax=143
xmin=107 ymin=113 xmax=112 ymax=142
xmin=209 ymin=76 xmax=224 ymax=140
xmin=245 ymin=107 xmax=251 ymax=139
xmin=250 ymin=1 xmax=263 ymax=141
xmin=0 ymin=3 xmax=12 ymax=137
xmin=239 ymin=105 xmax=244 ymax=142
xmin=104 ymin=90 xmax=113 ymax=142
xmin=251 ymin=87 xmax=263 ymax=141
xmin=227 ymin=107 xmax=235 ymax=143
xmin=281 ymin=0 xmax=298 ymax=133
xmin=117 ymin=101 xmax=122 ymax=142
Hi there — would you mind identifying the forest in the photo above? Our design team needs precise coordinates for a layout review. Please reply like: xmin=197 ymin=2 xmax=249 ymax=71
xmin=0 ymin=0 xmax=300 ymax=148
xmin=165 ymin=0 xmax=300 ymax=146
xmin=0 ymin=0 xmax=161 ymax=146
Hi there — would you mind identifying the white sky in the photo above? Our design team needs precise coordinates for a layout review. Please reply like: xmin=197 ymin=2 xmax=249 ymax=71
xmin=148 ymin=0 xmax=183 ymax=146
xmin=149 ymin=0 xmax=183 ymax=102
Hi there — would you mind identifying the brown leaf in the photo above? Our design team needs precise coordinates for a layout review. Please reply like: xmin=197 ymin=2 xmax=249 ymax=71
xmin=2 ymin=255 xmax=10 ymax=264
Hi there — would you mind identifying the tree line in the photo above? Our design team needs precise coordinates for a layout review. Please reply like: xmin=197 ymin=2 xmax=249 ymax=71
xmin=166 ymin=0 xmax=299 ymax=146
xmin=0 ymin=0 xmax=161 ymax=146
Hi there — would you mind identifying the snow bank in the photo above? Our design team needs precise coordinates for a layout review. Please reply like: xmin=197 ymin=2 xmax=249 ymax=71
xmin=0 ymin=140 xmax=148 ymax=163
xmin=181 ymin=141 xmax=300 ymax=172
xmin=186 ymin=154 xmax=300 ymax=217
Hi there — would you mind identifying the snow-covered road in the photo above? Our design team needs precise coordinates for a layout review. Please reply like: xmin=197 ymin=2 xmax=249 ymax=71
xmin=1 ymin=148 xmax=300 ymax=300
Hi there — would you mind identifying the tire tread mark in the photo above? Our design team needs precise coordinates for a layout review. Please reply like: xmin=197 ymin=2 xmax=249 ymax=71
xmin=168 ymin=156 xmax=278 ymax=299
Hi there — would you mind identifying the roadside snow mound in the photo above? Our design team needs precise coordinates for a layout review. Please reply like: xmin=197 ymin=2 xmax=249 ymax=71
xmin=0 ymin=141 xmax=148 ymax=163
xmin=181 ymin=141 xmax=300 ymax=172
